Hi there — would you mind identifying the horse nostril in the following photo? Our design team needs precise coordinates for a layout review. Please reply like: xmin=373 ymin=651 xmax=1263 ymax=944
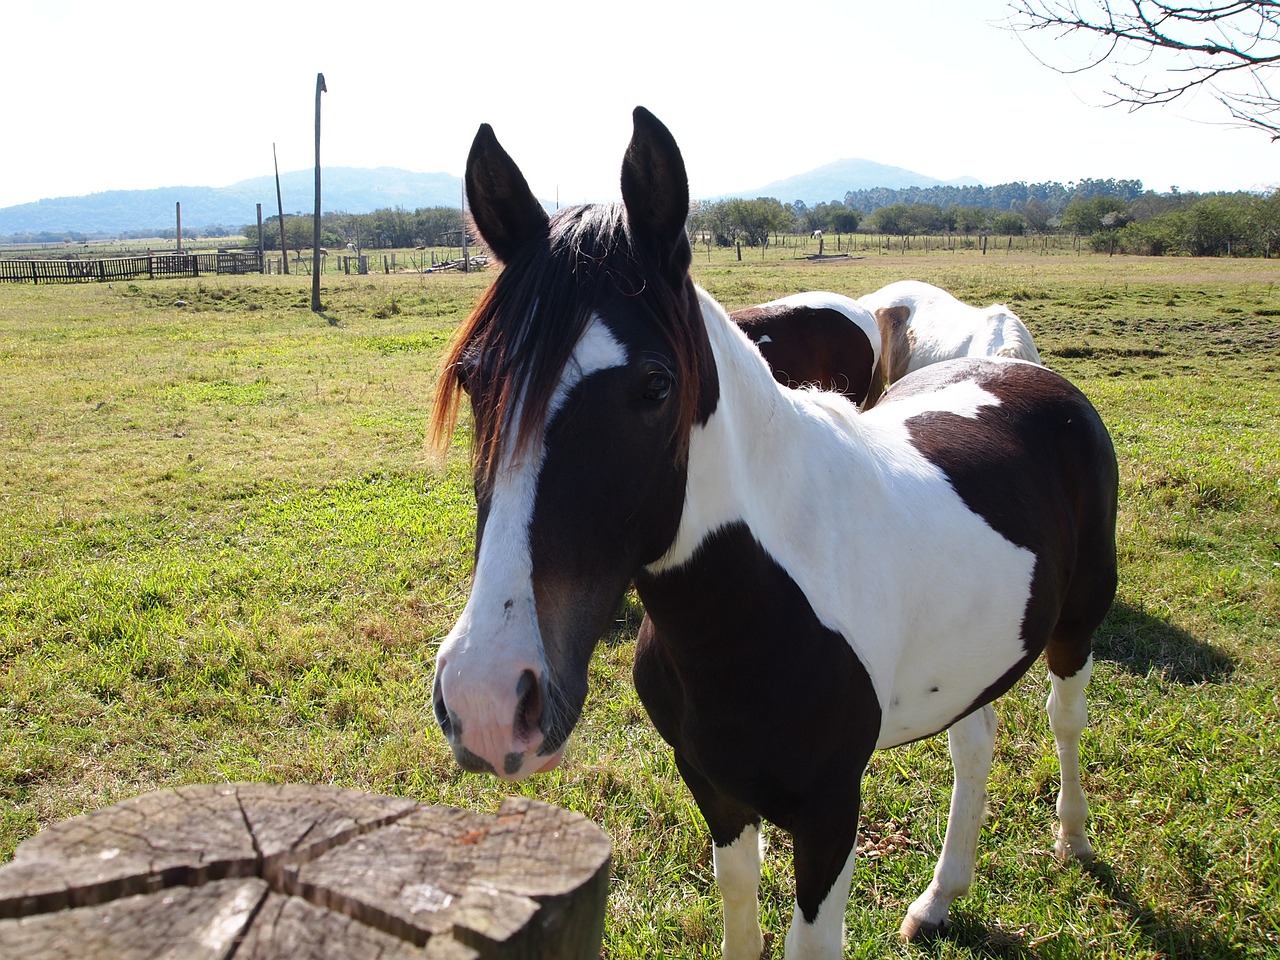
xmin=432 ymin=671 xmax=459 ymax=737
xmin=514 ymin=669 xmax=543 ymax=740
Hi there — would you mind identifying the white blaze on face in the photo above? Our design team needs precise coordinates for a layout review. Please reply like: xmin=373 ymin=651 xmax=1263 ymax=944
xmin=435 ymin=316 xmax=627 ymax=779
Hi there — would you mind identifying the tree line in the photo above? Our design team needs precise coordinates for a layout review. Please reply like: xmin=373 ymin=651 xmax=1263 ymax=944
xmin=690 ymin=180 xmax=1280 ymax=258
xmin=10 ymin=181 xmax=1272 ymax=259
xmin=245 ymin=206 xmax=464 ymax=253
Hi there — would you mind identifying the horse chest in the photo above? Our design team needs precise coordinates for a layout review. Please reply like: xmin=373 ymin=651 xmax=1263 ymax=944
xmin=634 ymin=522 xmax=883 ymax=814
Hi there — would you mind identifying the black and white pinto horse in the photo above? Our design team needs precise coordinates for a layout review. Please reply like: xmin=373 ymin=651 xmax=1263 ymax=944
xmin=430 ymin=108 xmax=1118 ymax=958
xmin=730 ymin=292 xmax=882 ymax=408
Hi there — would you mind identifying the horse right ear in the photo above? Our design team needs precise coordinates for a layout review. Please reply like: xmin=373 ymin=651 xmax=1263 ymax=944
xmin=465 ymin=123 xmax=550 ymax=263
xmin=621 ymin=107 xmax=692 ymax=283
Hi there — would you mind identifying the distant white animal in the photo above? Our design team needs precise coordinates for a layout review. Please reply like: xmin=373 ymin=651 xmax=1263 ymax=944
xmin=857 ymin=280 xmax=1042 ymax=402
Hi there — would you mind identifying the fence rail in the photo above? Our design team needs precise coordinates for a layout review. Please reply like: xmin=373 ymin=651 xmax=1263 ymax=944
xmin=0 ymin=250 xmax=262 ymax=284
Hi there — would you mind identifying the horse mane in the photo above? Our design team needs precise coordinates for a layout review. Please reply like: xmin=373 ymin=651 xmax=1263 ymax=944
xmin=430 ymin=202 xmax=705 ymax=484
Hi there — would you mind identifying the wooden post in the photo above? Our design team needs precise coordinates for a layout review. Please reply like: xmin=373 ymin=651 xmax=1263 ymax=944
xmin=461 ymin=182 xmax=470 ymax=273
xmin=0 ymin=784 xmax=610 ymax=960
xmin=175 ymin=202 xmax=183 ymax=254
xmin=274 ymin=143 xmax=288 ymax=275
xmin=311 ymin=72 xmax=327 ymax=312
xmin=257 ymin=203 xmax=265 ymax=273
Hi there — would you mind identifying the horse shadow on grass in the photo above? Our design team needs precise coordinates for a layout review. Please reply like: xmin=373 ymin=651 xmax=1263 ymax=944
xmin=1091 ymin=599 xmax=1234 ymax=684
xmin=919 ymin=853 xmax=1249 ymax=959
xmin=929 ymin=861 xmax=1247 ymax=959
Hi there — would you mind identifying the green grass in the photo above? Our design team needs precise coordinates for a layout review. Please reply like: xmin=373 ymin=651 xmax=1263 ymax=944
xmin=1 ymin=253 xmax=1278 ymax=958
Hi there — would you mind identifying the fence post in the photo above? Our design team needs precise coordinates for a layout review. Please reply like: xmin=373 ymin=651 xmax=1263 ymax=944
xmin=0 ymin=784 xmax=611 ymax=960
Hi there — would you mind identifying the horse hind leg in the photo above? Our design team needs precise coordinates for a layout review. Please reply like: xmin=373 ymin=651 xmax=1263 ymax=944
xmin=900 ymin=703 xmax=998 ymax=941
xmin=1047 ymin=652 xmax=1094 ymax=861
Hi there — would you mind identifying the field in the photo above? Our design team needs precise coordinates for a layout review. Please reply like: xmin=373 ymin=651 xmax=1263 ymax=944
xmin=2 ymin=248 xmax=1278 ymax=958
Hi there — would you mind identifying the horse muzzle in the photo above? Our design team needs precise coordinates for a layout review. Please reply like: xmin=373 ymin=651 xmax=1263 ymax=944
xmin=432 ymin=660 xmax=562 ymax=781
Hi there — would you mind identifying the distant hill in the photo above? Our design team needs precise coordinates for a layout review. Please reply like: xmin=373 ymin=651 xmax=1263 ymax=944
xmin=0 ymin=159 xmax=979 ymax=237
xmin=721 ymin=158 xmax=982 ymax=206
xmin=0 ymin=167 xmax=464 ymax=237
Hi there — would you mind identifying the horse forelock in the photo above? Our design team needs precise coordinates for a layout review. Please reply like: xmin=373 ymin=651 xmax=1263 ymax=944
xmin=431 ymin=202 xmax=708 ymax=484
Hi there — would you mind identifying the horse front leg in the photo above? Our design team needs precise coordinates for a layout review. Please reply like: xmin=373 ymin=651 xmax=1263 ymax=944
xmin=674 ymin=757 xmax=764 ymax=960
xmin=900 ymin=703 xmax=997 ymax=941
xmin=782 ymin=788 xmax=861 ymax=960
xmin=715 ymin=821 xmax=765 ymax=960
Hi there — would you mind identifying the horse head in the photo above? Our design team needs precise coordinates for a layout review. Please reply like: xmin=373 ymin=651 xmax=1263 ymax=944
xmin=429 ymin=108 xmax=717 ymax=780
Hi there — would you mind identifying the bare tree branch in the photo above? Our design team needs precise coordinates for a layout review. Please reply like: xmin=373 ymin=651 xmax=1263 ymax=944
xmin=1008 ymin=0 xmax=1280 ymax=139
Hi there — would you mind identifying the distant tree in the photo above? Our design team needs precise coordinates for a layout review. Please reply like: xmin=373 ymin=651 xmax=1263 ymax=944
xmin=805 ymin=201 xmax=862 ymax=233
xmin=411 ymin=207 xmax=464 ymax=246
xmin=690 ymin=199 xmax=736 ymax=245
xmin=250 ymin=215 xmax=313 ymax=252
xmin=952 ymin=206 xmax=989 ymax=234
xmin=1071 ymin=177 xmax=1145 ymax=202
xmin=1060 ymin=195 xmax=1131 ymax=235
xmin=1021 ymin=197 xmax=1055 ymax=232
xmin=827 ymin=205 xmax=863 ymax=233
xmin=1127 ymin=189 xmax=1196 ymax=221
xmin=1181 ymin=192 xmax=1254 ymax=253
xmin=868 ymin=203 xmax=913 ymax=234
xmin=902 ymin=203 xmax=952 ymax=234
xmin=1010 ymin=1 xmax=1280 ymax=140
xmin=990 ymin=212 xmax=1027 ymax=235
xmin=724 ymin=198 xmax=791 ymax=246
xmin=1249 ymin=187 xmax=1280 ymax=254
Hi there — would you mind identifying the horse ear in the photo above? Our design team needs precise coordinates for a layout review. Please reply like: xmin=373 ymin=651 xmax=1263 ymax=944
xmin=621 ymin=106 xmax=692 ymax=279
xmin=465 ymin=123 xmax=550 ymax=263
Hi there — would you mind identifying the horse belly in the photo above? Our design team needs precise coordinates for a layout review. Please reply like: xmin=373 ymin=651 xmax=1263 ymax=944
xmin=871 ymin=567 xmax=1038 ymax=750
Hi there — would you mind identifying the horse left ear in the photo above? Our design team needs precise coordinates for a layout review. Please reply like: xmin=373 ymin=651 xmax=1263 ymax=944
xmin=621 ymin=106 xmax=692 ymax=281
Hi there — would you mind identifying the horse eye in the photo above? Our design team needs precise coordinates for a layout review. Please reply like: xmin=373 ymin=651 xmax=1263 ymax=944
xmin=455 ymin=360 xmax=476 ymax=395
xmin=643 ymin=369 xmax=674 ymax=403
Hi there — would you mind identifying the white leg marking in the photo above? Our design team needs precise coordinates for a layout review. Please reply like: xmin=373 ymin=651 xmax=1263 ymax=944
xmin=1048 ymin=654 xmax=1094 ymax=860
xmin=714 ymin=825 xmax=764 ymax=960
xmin=901 ymin=703 xmax=997 ymax=940
xmin=782 ymin=845 xmax=856 ymax=960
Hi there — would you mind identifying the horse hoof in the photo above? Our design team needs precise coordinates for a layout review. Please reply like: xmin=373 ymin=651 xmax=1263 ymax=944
xmin=1055 ymin=835 xmax=1095 ymax=863
xmin=898 ymin=914 xmax=949 ymax=942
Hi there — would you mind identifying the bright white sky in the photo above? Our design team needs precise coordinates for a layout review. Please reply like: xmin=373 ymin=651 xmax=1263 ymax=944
xmin=3 ymin=0 xmax=1276 ymax=211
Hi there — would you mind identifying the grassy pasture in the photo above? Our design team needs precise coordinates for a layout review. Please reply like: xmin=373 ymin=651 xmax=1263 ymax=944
xmin=1 ymin=251 xmax=1278 ymax=958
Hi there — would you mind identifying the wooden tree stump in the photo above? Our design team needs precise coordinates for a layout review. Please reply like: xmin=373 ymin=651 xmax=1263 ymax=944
xmin=0 ymin=784 xmax=611 ymax=960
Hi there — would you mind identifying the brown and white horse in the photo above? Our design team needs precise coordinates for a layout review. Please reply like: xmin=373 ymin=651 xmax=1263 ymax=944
xmin=430 ymin=108 xmax=1118 ymax=958
xmin=730 ymin=292 xmax=881 ymax=408
xmin=858 ymin=279 xmax=1042 ymax=397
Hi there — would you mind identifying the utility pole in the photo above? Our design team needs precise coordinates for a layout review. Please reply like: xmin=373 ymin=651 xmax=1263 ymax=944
xmin=311 ymin=73 xmax=327 ymax=312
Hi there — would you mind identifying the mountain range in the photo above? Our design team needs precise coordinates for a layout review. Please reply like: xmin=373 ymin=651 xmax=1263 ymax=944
xmin=0 ymin=160 xmax=979 ymax=237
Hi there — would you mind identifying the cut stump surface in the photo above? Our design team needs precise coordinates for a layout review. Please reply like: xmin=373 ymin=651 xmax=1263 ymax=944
xmin=0 ymin=784 xmax=611 ymax=960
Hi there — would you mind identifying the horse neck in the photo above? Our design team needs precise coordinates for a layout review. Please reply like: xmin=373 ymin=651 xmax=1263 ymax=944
xmin=647 ymin=288 xmax=880 ymax=575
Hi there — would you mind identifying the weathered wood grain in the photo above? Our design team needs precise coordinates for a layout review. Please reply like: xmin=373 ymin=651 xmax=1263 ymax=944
xmin=0 ymin=785 xmax=610 ymax=959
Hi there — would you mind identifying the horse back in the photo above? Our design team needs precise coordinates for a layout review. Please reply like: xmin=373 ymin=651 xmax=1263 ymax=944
xmin=732 ymin=296 xmax=879 ymax=406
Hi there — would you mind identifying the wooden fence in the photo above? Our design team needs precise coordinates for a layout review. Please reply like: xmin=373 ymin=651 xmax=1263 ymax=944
xmin=0 ymin=250 xmax=262 ymax=284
